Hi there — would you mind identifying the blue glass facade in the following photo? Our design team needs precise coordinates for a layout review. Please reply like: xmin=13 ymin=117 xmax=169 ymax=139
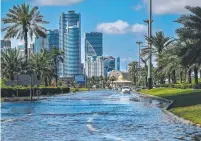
xmin=115 ymin=57 xmax=120 ymax=71
xmin=59 ymin=11 xmax=81 ymax=77
xmin=47 ymin=29 xmax=59 ymax=49
xmin=104 ymin=56 xmax=115 ymax=76
xmin=85 ymin=32 xmax=103 ymax=57
xmin=34 ymin=37 xmax=48 ymax=53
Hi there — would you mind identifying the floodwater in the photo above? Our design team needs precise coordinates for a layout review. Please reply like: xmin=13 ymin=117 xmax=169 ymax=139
xmin=1 ymin=90 xmax=201 ymax=141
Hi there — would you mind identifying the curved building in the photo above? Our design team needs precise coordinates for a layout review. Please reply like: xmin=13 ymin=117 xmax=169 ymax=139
xmin=59 ymin=11 xmax=81 ymax=77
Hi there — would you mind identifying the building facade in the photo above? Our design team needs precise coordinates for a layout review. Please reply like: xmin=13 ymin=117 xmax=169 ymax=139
xmin=1 ymin=39 xmax=11 ymax=48
xmin=47 ymin=29 xmax=59 ymax=49
xmin=104 ymin=56 xmax=115 ymax=76
xmin=85 ymin=56 xmax=104 ymax=77
xmin=85 ymin=32 xmax=103 ymax=57
xmin=34 ymin=36 xmax=48 ymax=53
xmin=115 ymin=57 xmax=120 ymax=71
xmin=59 ymin=11 xmax=81 ymax=77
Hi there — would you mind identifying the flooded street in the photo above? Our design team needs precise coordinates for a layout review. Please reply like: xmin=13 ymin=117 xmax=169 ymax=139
xmin=1 ymin=90 xmax=201 ymax=141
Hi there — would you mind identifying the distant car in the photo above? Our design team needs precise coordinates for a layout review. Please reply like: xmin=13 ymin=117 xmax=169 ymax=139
xmin=122 ymin=86 xmax=131 ymax=93
xmin=135 ymin=87 xmax=142 ymax=91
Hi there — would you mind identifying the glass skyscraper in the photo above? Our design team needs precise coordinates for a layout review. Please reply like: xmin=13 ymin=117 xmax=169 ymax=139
xmin=115 ymin=57 xmax=120 ymax=71
xmin=47 ymin=29 xmax=59 ymax=49
xmin=59 ymin=11 xmax=81 ymax=77
xmin=34 ymin=36 xmax=48 ymax=53
xmin=85 ymin=32 xmax=103 ymax=57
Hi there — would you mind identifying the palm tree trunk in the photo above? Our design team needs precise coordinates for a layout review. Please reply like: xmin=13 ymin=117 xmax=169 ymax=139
xmin=145 ymin=75 xmax=148 ymax=87
xmin=188 ymin=69 xmax=192 ymax=84
xmin=184 ymin=69 xmax=187 ymax=82
xmin=45 ymin=77 xmax=48 ymax=87
xmin=168 ymin=73 xmax=171 ymax=83
xmin=172 ymin=70 xmax=176 ymax=84
xmin=54 ymin=57 xmax=58 ymax=87
xmin=194 ymin=66 xmax=198 ymax=85
xmin=24 ymin=28 xmax=28 ymax=62
xmin=180 ymin=72 xmax=183 ymax=83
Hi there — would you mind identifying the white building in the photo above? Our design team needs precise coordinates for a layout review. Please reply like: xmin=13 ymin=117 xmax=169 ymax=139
xmin=85 ymin=56 xmax=104 ymax=77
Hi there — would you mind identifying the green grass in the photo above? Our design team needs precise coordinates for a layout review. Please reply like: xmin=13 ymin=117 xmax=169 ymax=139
xmin=140 ymin=88 xmax=201 ymax=124
xmin=170 ymin=105 xmax=201 ymax=124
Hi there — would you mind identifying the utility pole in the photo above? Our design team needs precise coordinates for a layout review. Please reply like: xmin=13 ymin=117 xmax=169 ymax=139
xmin=148 ymin=0 xmax=153 ymax=89
xmin=136 ymin=41 xmax=143 ymax=68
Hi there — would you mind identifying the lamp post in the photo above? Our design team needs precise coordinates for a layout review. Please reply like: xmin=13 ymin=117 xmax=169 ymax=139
xmin=148 ymin=0 xmax=153 ymax=89
xmin=136 ymin=41 xmax=143 ymax=68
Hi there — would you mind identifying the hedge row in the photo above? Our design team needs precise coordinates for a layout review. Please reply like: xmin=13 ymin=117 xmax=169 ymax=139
xmin=1 ymin=87 xmax=70 ymax=97
xmin=157 ymin=83 xmax=201 ymax=89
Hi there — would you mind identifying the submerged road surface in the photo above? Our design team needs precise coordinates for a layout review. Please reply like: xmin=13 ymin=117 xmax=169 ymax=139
xmin=1 ymin=90 xmax=201 ymax=141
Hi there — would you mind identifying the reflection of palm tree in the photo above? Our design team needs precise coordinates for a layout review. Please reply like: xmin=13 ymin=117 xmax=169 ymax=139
xmin=2 ymin=3 xmax=48 ymax=62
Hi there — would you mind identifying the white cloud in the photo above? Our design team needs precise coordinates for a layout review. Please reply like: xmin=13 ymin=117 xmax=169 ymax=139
xmin=96 ymin=20 xmax=147 ymax=35
xmin=144 ymin=0 xmax=201 ymax=14
xmin=34 ymin=0 xmax=84 ymax=6
xmin=131 ymin=24 xmax=147 ymax=33
xmin=96 ymin=20 xmax=130 ymax=34
xmin=132 ymin=4 xmax=143 ymax=11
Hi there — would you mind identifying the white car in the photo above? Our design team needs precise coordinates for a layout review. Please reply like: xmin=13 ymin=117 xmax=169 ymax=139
xmin=121 ymin=86 xmax=131 ymax=93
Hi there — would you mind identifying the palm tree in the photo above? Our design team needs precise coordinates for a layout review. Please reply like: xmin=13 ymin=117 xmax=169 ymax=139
xmin=128 ymin=61 xmax=139 ymax=86
xmin=30 ymin=49 xmax=54 ymax=86
xmin=2 ymin=3 xmax=48 ymax=62
xmin=141 ymin=31 xmax=174 ymax=85
xmin=109 ymin=76 xmax=116 ymax=88
xmin=50 ymin=46 xmax=64 ymax=87
xmin=176 ymin=6 xmax=201 ymax=85
xmin=1 ymin=49 xmax=24 ymax=80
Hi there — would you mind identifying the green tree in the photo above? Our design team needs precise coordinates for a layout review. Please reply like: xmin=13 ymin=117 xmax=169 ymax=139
xmin=50 ymin=46 xmax=64 ymax=87
xmin=1 ymin=49 xmax=24 ymax=80
xmin=176 ymin=6 xmax=201 ymax=85
xmin=2 ymin=3 xmax=48 ymax=62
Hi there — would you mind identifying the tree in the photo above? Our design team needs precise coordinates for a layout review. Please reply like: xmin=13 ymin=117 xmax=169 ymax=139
xmin=176 ymin=6 xmax=201 ymax=85
xmin=2 ymin=3 xmax=48 ymax=62
xmin=50 ymin=46 xmax=64 ymax=87
xmin=30 ymin=49 xmax=54 ymax=86
xmin=109 ymin=76 xmax=116 ymax=88
xmin=1 ymin=49 xmax=24 ymax=80
xmin=128 ymin=61 xmax=138 ymax=86
xmin=141 ymin=31 xmax=174 ymax=85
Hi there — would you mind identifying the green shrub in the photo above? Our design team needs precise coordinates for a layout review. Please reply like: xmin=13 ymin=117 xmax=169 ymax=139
xmin=157 ymin=83 xmax=198 ymax=89
xmin=1 ymin=87 xmax=70 ymax=97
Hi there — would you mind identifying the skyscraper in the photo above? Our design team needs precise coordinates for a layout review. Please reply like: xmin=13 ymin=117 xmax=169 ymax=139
xmin=85 ymin=56 xmax=104 ymax=77
xmin=115 ymin=57 xmax=120 ymax=71
xmin=34 ymin=36 xmax=48 ymax=53
xmin=59 ymin=11 xmax=81 ymax=77
xmin=85 ymin=32 xmax=103 ymax=57
xmin=47 ymin=29 xmax=59 ymax=49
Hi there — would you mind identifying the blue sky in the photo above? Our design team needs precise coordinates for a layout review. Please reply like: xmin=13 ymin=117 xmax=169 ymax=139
xmin=1 ymin=0 xmax=200 ymax=71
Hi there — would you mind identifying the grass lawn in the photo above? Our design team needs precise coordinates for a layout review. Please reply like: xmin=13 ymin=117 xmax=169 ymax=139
xmin=140 ymin=88 xmax=201 ymax=124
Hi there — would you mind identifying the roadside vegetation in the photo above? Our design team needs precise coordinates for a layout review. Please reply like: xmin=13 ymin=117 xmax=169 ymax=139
xmin=140 ymin=88 xmax=201 ymax=124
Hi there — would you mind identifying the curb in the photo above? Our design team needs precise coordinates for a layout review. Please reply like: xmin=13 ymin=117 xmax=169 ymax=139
xmin=134 ymin=90 xmax=201 ymax=127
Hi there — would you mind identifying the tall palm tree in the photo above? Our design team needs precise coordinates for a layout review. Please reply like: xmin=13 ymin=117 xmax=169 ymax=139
xmin=1 ymin=49 xmax=24 ymax=80
xmin=141 ymin=31 xmax=174 ymax=84
xmin=176 ymin=6 xmax=201 ymax=85
xmin=51 ymin=46 xmax=64 ymax=87
xmin=2 ymin=3 xmax=48 ymax=62
xmin=128 ymin=61 xmax=139 ymax=86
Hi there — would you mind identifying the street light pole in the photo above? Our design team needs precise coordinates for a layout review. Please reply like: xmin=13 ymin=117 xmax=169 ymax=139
xmin=148 ymin=0 xmax=153 ymax=89
xmin=136 ymin=41 xmax=143 ymax=68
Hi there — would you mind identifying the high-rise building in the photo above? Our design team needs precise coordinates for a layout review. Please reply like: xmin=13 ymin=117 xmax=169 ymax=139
xmin=85 ymin=32 xmax=103 ymax=57
xmin=1 ymin=39 xmax=11 ymax=48
xmin=34 ymin=36 xmax=48 ymax=53
xmin=47 ymin=29 xmax=59 ymax=49
xmin=103 ymin=56 xmax=121 ymax=76
xmin=59 ymin=11 xmax=81 ymax=77
xmin=85 ymin=56 xmax=104 ymax=77
xmin=115 ymin=57 xmax=120 ymax=71
xmin=104 ymin=56 xmax=115 ymax=76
